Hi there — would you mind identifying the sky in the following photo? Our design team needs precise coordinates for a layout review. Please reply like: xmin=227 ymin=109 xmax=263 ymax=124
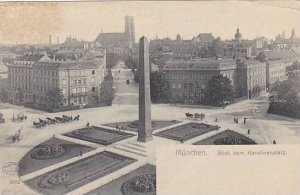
xmin=0 ymin=1 xmax=300 ymax=45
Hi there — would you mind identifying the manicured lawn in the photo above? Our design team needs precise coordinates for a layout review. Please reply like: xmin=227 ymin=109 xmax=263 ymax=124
xmin=86 ymin=164 xmax=156 ymax=195
xmin=63 ymin=126 xmax=135 ymax=145
xmin=25 ymin=151 xmax=137 ymax=195
xmin=104 ymin=120 xmax=182 ymax=132
xmin=19 ymin=137 xmax=95 ymax=176
xmin=154 ymin=123 xmax=219 ymax=142
xmin=193 ymin=130 xmax=257 ymax=145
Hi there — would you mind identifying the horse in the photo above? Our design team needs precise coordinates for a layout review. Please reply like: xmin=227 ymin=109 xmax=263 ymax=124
xmin=185 ymin=112 xmax=193 ymax=118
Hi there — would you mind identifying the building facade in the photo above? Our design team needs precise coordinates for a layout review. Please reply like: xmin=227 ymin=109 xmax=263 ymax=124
xmin=95 ymin=16 xmax=135 ymax=56
xmin=7 ymin=52 xmax=106 ymax=107
xmin=220 ymin=29 xmax=255 ymax=59
xmin=257 ymin=50 xmax=299 ymax=89
xmin=162 ymin=59 xmax=237 ymax=104
xmin=236 ymin=60 xmax=267 ymax=99
xmin=163 ymin=58 xmax=268 ymax=104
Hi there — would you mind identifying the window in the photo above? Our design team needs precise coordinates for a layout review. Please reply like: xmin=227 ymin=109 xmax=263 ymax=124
xmin=72 ymin=88 xmax=76 ymax=94
xmin=77 ymin=88 xmax=82 ymax=93
xmin=62 ymin=79 xmax=66 ymax=86
xmin=78 ymin=80 xmax=81 ymax=85
xmin=83 ymin=79 xmax=86 ymax=85
xmin=178 ymin=82 xmax=181 ymax=89
xmin=82 ymin=87 xmax=86 ymax=93
xmin=172 ymin=82 xmax=176 ymax=88
xmin=92 ymin=70 xmax=95 ymax=75
xmin=92 ymin=87 xmax=95 ymax=92
xmin=73 ymin=80 xmax=77 ymax=85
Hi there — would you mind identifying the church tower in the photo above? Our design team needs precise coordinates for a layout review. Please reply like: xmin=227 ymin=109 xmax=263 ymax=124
xmin=125 ymin=16 xmax=135 ymax=49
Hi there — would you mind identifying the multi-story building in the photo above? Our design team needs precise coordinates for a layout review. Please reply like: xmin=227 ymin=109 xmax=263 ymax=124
xmin=162 ymin=59 xmax=237 ymax=104
xmin=220 ymin=29 xmax=255 ymax=59
xmin=7 ymin=51 xmax=106 ymax=108
xmin=192 ymin=33 xmax=214 ymax=49
xmin=94 ymin=16 xmax=135 ymax=56
xmin=235 ymin=60 xmax=267 ymax=99
xmin=257 ymin=50 xmax=299 ymax=89
xmin=163 ymin=57 xmax=268 ymax=104
xmin=171 ymin=44 xmax=201 ymax=60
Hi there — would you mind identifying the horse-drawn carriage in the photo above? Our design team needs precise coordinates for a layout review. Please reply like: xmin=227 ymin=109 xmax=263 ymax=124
xmin=185 ymin=112 xmax=205 ymax=120
xmin=33 ymin=114 xmax=78 ymax=128
xmin=33 ymin=121 xmax=46 ymax=128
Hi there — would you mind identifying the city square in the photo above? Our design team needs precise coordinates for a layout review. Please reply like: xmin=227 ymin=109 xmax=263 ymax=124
xmin=1 ymin=2 xmax=300 ymax=195
xmin=0 ymin=84 xmax=299 ymax=194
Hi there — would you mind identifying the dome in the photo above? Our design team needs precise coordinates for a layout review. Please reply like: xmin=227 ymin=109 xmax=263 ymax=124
xmin=235 ymin=28 xmax=242 ymax=41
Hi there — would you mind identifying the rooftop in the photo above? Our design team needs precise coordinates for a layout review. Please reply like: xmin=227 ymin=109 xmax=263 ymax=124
xmin=33 ymin=61 xmax=98 ymax=70
xmin=95 ymin=32 xmax=127 ymax=47
xmin=163 ymin=58 xmax=236 ymax=70
xmin=171 ymin=44 xmax=200 ymax=53
xmin=263 ymin=50 xmax=299 ymax=60
xmin=196 ymin=33 xmax=214 ymax=42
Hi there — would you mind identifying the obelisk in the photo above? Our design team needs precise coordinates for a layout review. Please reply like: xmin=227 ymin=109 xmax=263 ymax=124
xmin=138 ymin=36 xmax=153 ymax=142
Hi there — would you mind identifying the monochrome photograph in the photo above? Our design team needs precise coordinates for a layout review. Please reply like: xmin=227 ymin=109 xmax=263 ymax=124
xmin=0 ymin=1 xmax=299 ymax=195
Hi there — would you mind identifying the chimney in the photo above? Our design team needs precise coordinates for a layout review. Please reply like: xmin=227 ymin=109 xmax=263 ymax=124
xmin=49 ymin=34 xmax=52 ymax=45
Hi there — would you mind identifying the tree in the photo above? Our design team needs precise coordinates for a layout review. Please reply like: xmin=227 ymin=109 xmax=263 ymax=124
xmin=44 ymin=88 xmax=64 ymax=111
xmin=268 ymin=66 xmax=300 ymax=118
xmin=206 ymin=75 xmax=234 ymax=105
xmin=125 ymin=56 xmax=138 ymax=69
xmin=286 ymin=61 xmax=300 ymax=81
xmin=99 ymin=69 xmax=115 ymax=106
xmin=0 ymin=88 xmax=8 ymax=102
xmin=106 ymin=53 xmax=120 ymax=69
xmin=269 ymin=79 xmax=299 ymax=104
xmin=150 ymin=71 xmax=170 ymax=103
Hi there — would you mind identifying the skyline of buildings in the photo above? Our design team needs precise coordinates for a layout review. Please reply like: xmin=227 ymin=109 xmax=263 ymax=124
xmin=1 ymin=2 xmax=300 ymax=45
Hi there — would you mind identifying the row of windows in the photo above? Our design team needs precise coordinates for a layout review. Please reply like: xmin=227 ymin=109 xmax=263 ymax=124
xmin=10 ymin=82 xmax=31 ymax=91
xmin=251 ymin=77 xmax=266 ymax=87
xmin=73 ymin=96 xmax=87 ymax=104
xmin=166 ymin=73 xmax=212 ymax=80
xmin=9 ymin=74 xmax=31 ymax=82
xmin=60 ymin=70 xmax=96 ymax=77
xmin=71 ymin=87 xmax=87 ymax=94
xmin=251 ymin=69 xmax=265 ymax=76
xmin=9 ymin=67 xmax=59 ymax=77
xmin=171 ymin=82 xmax=207 ymax=90
xmin=72 ymin=79 xmax=87 ymax=86
xmin=271 ymin=69 xmax=285 ymax=75
xmin=32 ymin=77 xmax=58 ymax=84
xmin=171 ymin=92 xmax=205 ymax=99
xmin=223 ymin=49 xmax=248 ymax=53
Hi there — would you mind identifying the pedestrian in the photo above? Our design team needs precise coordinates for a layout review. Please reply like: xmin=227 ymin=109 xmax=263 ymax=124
xmin=215 ymin=118 xmax=218 ymax=122
xmin=244 ymin=118 xmax=247 ymax=124
xmin=236 ymin=118 xmax=238 ymax=123
xmin=80 ymin=150 xmax=83 ymax=156
xmin=234 ymin=117 xmax=236 ymax=123
xmin=247 ymin=129 xmax=250 ymax=135
xmin=86 ymin=122 xmax=90 ymax=127
xmin=273 ymin=140 xmax=276 ymax=144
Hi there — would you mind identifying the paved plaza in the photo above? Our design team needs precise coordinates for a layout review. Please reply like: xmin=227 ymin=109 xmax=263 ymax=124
xmin=0 ymin=66 xmax=300 ymax=195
